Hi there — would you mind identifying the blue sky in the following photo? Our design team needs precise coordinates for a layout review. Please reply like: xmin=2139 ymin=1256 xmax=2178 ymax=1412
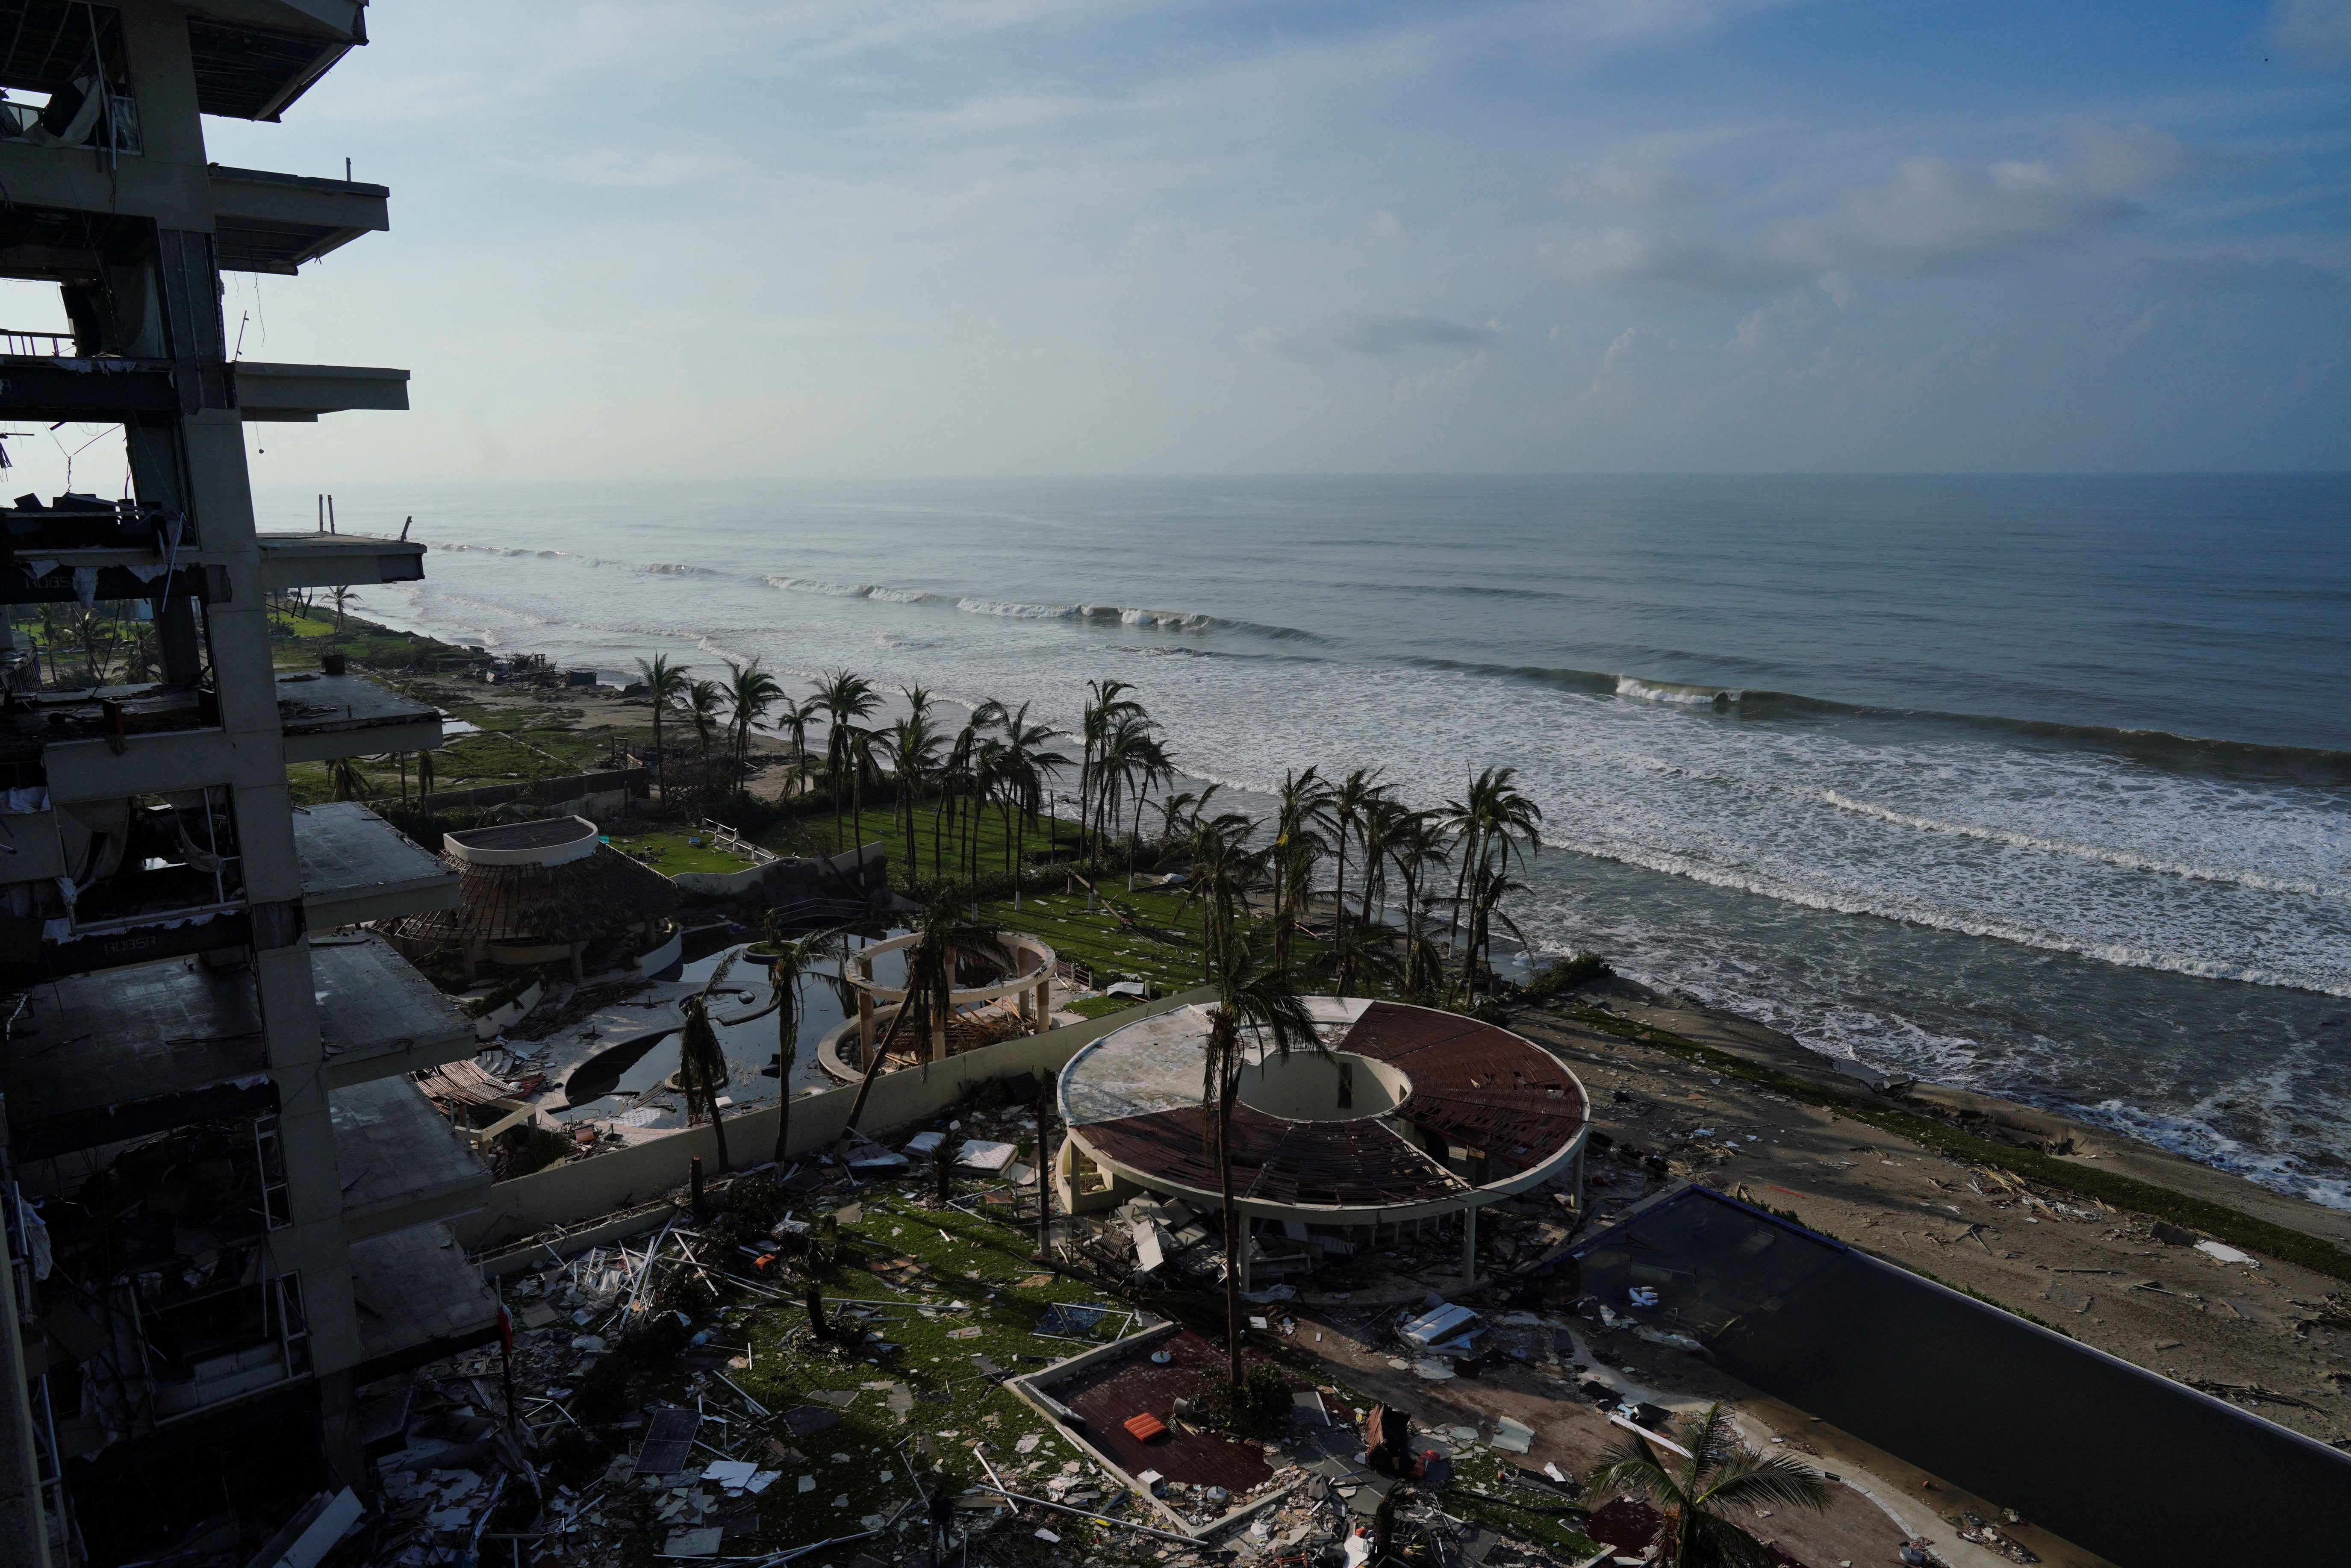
xmin=190 ymin=0 xmax=2351 ymax=478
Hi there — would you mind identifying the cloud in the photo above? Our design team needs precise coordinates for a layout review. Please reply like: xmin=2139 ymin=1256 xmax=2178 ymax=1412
xmin=1367 ymin=209 xmax=1408 ymax=247
xmin=2135 ymin=256 xmax=2343 ymax=294
xmin=1558 ymin=163 xmax=1711 ymax=207
xmin=1247 ymin=313 xmax=1495 ymax=363
xmin=2270 ymin=0 xmax=2351 ymax=67
xmin=875 ymin=91 xmax=1101 ymax=135
xmin=1765 ymin=127 xmax=2203 ymax=274
xmin=1539 ymin=228 xmax=1801 ymax=291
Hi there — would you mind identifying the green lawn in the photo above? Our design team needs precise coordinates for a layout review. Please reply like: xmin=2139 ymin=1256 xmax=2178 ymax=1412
xmin=606 ymin=826 xmax=762 ymax=876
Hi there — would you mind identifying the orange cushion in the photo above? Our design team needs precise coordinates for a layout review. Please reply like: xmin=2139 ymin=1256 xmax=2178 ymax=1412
xmin=1123 ymin=1413 xmax=1169 ymax=1442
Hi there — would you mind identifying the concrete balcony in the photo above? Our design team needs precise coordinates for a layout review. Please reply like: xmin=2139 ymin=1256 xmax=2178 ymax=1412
xmin=310 ymin=931 xmax=476 ymax=1090
xmin=0 ymin=956 xmax=274 ymax=1160
xmin=278 ymin=671 xmax=443 ymax=761
xmin=234 ymin=361 xmax=408 ymax=422
xmin=258 ymin=532 xmax=426 ymax=591
xmin=342 ymin=1224 xmax=501 ymax=1380
xmin=211 ymin=165 xmax=389 ymax=275
xmin=296 ymin=802 xmax=457 ymax=928
xmin=331 ymin=1076 xmax=493 ymax=1241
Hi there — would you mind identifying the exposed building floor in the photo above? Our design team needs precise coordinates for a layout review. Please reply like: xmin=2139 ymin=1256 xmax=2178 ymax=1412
xmin=330 ymin=1076 xmax=493 ymax=1234
xmin=348 ymin=1223 xmax=501 ymax=1366
xmin=312 ymin=933 xmax=475 ymax=1081
xmin=2 ymin=956 xmax=269 ymax=1156
xmin=294 ymin=801 xmax=457 ymax=927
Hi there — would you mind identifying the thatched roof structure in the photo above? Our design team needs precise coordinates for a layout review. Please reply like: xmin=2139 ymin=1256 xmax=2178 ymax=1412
xmin=386 ymin=817 xmax=683 ymax=947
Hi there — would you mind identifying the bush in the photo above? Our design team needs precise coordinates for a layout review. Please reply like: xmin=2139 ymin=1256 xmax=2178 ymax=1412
xmin=1525 ymin=951 xmax=1612 ymax=998
xmin=1196 ymin=1361 xmax=1295 ymax=1439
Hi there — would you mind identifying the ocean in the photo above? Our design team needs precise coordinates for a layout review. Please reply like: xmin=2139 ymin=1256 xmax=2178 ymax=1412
xmin=257 ymin=474 xmax=2351 ymax=1209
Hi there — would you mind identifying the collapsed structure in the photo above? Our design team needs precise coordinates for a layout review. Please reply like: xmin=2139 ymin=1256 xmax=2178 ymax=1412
xmin=383 ymin=815 xmax=685 ymax=983
xmin=1054 ymin=999 xmax=1591 ymax=1287
xmin=0 ymin=8 xmax=497 ymax=1563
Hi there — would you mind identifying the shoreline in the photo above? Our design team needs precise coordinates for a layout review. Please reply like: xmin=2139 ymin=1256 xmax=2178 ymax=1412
xmin=1504 ymin=978 xmax=2351 ymax=1452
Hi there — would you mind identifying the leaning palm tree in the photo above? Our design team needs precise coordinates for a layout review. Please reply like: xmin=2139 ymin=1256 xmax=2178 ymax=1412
xmin=635 ymin=654 xmax=693 ymax=803
xmin=676 ymin=951 xmax=742 ymax=1171
xmin=840 ymin=888 xmax=1005 ymax=1133
xmin=1199 ymin=919 xmax=1319 ymax=1384
xmin=763 ymin=923 xmax=847 ymax=1167
xmin=1586 ymin=1403 xmax=1828 ymax=1567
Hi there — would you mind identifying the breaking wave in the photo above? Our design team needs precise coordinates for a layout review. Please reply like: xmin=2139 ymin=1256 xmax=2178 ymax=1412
xmin=1618 ymin=676 xmax=1743 ymax=706
xmin=1821 ymin=790 xmax=2351 ymax=898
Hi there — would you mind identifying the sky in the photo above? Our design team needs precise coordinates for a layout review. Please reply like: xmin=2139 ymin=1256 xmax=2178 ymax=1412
xmin=151 ymin=1 xmax=2351 ymax=476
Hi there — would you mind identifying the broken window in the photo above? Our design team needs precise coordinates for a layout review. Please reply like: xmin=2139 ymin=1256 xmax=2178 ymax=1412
xmin=51 ymin=786 xmax=243 ymax=931
xmin=0 ymin=5 xmax=142 ymax=156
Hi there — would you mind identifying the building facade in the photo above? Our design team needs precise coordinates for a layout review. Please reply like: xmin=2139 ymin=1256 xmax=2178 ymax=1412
xmin=0 ymin=6 xmax=495 ymax=1562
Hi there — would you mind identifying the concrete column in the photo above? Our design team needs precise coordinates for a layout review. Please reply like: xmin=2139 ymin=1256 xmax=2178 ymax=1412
xmin=857 ymin=989 xmax=874 ymax=1062
xmin=1036 ymin=977 xmax=1051 ymax=1034
xmin=1461 ymin=1205 xmax=1477 ymax=1288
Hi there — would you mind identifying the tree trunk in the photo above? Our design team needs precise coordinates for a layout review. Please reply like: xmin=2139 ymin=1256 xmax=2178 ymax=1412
xmin=1217 ymin=1085 xmax=1245 ymax=1386
xmin=841 ymin=995 xmax=919 ymax=1135
xmin=1035 ymin=1079 xmax=1053 ymax=1258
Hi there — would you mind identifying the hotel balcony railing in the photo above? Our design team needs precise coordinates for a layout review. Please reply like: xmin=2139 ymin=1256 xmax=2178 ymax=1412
xmin=0 ymin=329 xmax=77 ymax=358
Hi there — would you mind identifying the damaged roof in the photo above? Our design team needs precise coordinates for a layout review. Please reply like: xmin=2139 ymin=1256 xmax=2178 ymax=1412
xmin=1062 ymin=1000 xmax=1589 ymax=1217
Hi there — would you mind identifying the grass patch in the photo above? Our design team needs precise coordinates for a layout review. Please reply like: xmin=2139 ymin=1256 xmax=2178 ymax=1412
xmin=607 ymin=827 xmax=762 ymax=876
xmin=1541 ymin=999 xmax=2351 ymax=1284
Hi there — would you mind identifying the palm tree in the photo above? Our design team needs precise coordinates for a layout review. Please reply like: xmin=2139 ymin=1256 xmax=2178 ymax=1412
xmin=841 ymin=889 xmax=1005 ymax=1131
xmin=722 ymin=659 xmax=783 ymax=775
xmin=676 ymin=952 xmax=742 ymax=1171
xmin=770 ymin=692 xmax=821 ymax=796
xmin=1122 ymin=731 xmax=1174 ymax=890
xmin=992 ymin=703 xmax=1068 ymax=908
xmin=1199 ymin=919 xmax=1318 ymax=1384
xmin=1441 ymin=767 xmax=1543 ymax=999
xmin=763 ymin=924 xmax=847 ymax=1167
xmin=815 ymin=670 xmax=880 ymax=846
xmin=1178 ymin=810 xmax=1261 ymax=983
xmin=329 ymin=584 xmax=358 ymax=632
xmin=1585 ymin=1403 xmax=1827 ymax=1567
xmin=635 ymin=654 xmax=692 ymax=803
xmin=1270 ymin=767 xmax=1332 ymax=973
xmin=1385 ymin=810 xmax=1452 ymax=998
xmin=1356 ymin=794 xmax=1405 ymax=934
xmin=936 ymin=700 xmax=1005 ymax=885
xmin=1079 ymin=680 xmax=1143 ymax=857
xmin=684 ymin=677 xmax=726 ymax=774
xmin=1326 ymin=767 xmax=1385 ymax=950
xmin=881 ymin=706 xmax=943 ymax=888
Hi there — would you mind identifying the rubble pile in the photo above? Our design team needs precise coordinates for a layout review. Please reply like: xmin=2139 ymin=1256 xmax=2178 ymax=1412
xmin=290 ymin=1091 xmax=1644 ymax=1568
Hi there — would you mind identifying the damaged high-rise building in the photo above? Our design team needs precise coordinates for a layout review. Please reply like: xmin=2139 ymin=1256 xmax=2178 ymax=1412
xmin=0 ymin=6 xmax=498 ymax=1562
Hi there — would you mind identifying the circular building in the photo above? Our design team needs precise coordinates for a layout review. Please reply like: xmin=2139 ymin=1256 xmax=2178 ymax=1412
xmin=816 ymin=929 xmax=1059 ymax=1080
xmin=386 ymin=815 xmax=683 ymax=981
xmin=1054 ymin=997 xmax=1589 ymax=1287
